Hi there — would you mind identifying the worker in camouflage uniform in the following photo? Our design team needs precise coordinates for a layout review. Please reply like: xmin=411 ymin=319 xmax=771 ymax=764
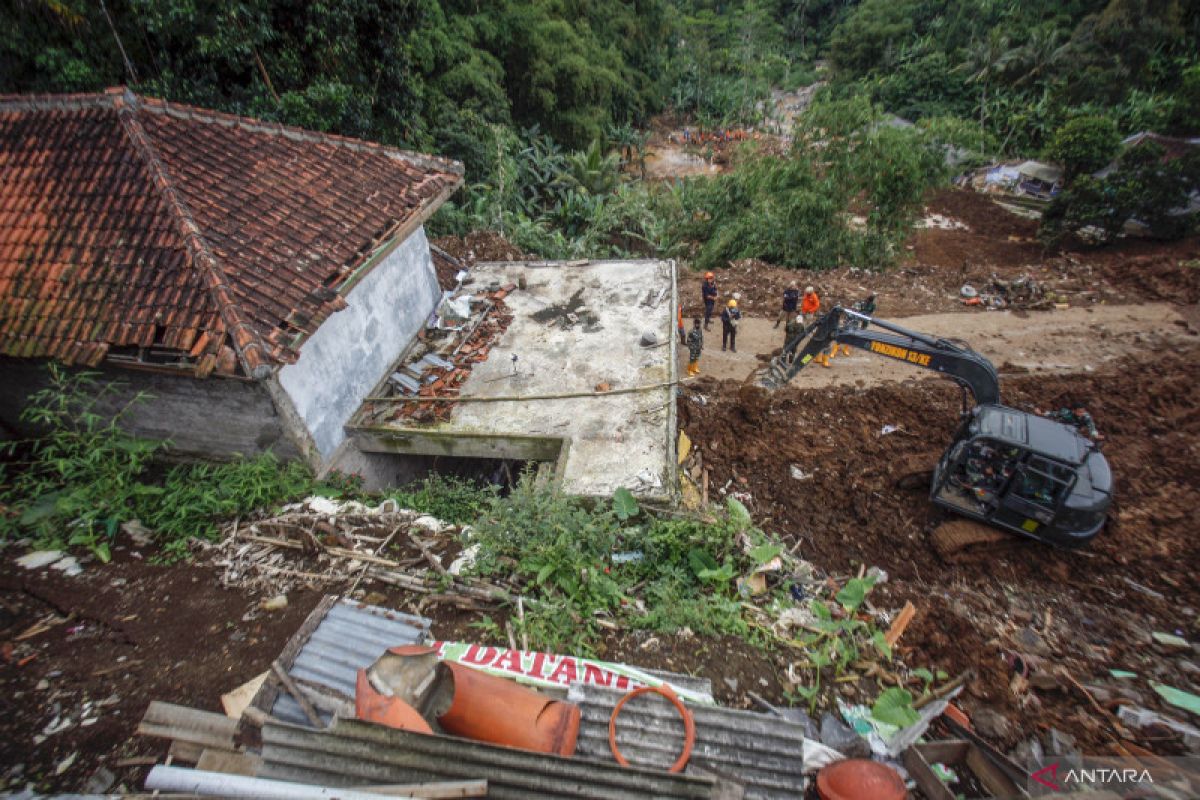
xmin=685 ymin=318 xmax=704 ymax=377
xmin=783 ymin=314 xmax=804 ymax=362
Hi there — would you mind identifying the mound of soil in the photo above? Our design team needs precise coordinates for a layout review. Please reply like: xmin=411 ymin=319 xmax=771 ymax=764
xmin=681 ymin=347 xmax=1200 ymax=752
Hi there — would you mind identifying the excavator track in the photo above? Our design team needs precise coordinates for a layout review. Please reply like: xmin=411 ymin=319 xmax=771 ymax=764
xmin=931 ymin=519 xmax=1018 ymax=563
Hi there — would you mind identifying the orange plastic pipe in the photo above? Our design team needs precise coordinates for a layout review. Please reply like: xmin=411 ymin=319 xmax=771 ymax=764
xmin=354 ymin=668 xmax=433 ymax=734
xmin=608 ymin=684 xmax=695 ymax=773
xmin=436 ymin=662 xmax=580 ymax=756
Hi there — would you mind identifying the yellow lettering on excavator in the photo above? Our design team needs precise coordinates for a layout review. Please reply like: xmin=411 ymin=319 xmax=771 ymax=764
xmin=868 ymin=340 xmax=932 ymax=367
xmin=869 ymin=341 xmax=910 ymax=360
xmin=907 ymin=351 xmax=931 ymax=367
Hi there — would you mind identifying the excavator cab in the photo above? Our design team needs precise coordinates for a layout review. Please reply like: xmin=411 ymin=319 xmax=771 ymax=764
xmin=932 ymin=405 xmax=1111 ymax=546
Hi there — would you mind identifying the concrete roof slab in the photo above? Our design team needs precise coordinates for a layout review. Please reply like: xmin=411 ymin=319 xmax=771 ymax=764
xmin=360 ymin=259 xmax=678 ymax=500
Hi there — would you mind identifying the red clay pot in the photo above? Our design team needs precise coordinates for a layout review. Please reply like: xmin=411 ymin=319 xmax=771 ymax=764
xmin=816 ymin=758 xmax=907 ymax=800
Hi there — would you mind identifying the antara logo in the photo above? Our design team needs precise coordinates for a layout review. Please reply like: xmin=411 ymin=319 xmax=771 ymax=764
xmin=1030 ymin=761 xmax=1154 ymax=792
xmin=1031 ymin=763 xmax=1062 ymax=791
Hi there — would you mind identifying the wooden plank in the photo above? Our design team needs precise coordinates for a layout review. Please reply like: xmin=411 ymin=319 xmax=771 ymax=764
xmin=167 ymin=740 xmax=206 ymax=765
xmin=884 ymin=601 xmax=917 ymax=648
xmin=196 ymin=749 xmax=263 ymax=777
xmin=139 ymin=701 xmax=239 ymax=752
xmin=272 ymin=659 xmax=324 ymax=728
xmin=221 ymin=671 xmax=269 ymax=719
xmin=246 ymin=595 xmax=337 ymax=724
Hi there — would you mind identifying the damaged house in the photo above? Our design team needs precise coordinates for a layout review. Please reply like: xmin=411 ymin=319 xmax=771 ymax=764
xmin=0 ymin=88 xmax=463 ymax=472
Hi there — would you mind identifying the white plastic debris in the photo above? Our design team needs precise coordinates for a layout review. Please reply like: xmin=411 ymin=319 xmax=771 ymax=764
xmin=50 ymin=556 xmax=82 ymax=576
xmin=16 ymin=551 xmax=64 ymax=570
xmin=790 ymin=465 xmax=815 ymax=480
xmin=304 ymin=496 xmax=343 ymax=516
xmin=802 ymin=739 xmax=845 ymax=772
xmin=411 ymin=515 xmax=444 ymax=534
xmin=880 ymin=425 xmax=900 ymax=436
xmin=260 ymin=595 xmax=288 ymax=612
xmin=448 ymin=544 xmax=480 ymax=577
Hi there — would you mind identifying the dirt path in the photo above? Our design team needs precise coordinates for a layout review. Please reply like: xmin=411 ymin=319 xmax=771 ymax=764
xmin=684 ymin=303 xmax=1196 ymax=384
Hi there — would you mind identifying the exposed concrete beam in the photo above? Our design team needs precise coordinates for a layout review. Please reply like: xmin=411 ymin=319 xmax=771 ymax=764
xmin=352 ymin=428 xmax=564 ymax=462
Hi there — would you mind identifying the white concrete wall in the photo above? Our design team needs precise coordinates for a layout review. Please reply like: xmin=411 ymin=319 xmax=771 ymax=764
xmin=278 ymin=227 xmax=439 ymax=460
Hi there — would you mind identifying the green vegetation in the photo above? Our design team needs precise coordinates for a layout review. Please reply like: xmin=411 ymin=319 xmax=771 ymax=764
xmin=465 ymin=473 xmax=776 ymax=653
xmin=826 ymin=0 xmax=1199 ymax=155
xmin=1040 ymin=141 xmax=1200 ymax=245
xmin=0 ymin=365 xmax=164 ymax=563
xmin=2 ymin=368 xmax=387 ymax=561
xmin=787 ymin=573 xmax=891 ymax=713
xmin=7 ymin=2 xmax=1195 ymax=263
xmin=1047 ymin=115 xmax=1121 ymax=181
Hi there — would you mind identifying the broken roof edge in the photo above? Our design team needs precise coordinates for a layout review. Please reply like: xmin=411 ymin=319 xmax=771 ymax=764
xmin=112 ymin=89 xmax=272 ymax=380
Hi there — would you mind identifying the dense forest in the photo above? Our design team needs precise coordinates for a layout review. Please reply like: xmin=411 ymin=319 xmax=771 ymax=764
xmin=4 ymin=0 xmax=1199 ymax=265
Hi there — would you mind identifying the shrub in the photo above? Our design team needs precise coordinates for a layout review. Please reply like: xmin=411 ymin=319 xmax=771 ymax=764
xmin=1039 ymin=142 xmax=1200 ymax=245
xmin=1047 ymin=115 xmax=1120 ymax=180
xmin=0 ymin=366 xmax=162 ymax=562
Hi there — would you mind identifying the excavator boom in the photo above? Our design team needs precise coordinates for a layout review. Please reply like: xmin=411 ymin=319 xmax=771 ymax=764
xmin=762 ymin=307 xmax=1001 ymax=405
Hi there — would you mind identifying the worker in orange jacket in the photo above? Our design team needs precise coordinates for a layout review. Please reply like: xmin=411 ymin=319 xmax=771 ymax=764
xmin=799 ymin=286 xmax=820 ymax=326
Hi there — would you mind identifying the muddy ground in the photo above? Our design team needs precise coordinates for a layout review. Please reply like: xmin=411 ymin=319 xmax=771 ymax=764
xmin=680 ymin=346 xmax=1200 ymax=755
xmin=4 ymin=189 xmax=1199 ymax=792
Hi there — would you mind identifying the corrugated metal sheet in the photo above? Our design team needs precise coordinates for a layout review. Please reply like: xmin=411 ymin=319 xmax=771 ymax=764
xmin=259 ymin=718 xmax=714 ymax=799
xmin=264 ymin=597 xmax=431 ymax=728
xmin=569 ymin=683 xmax=807 ymax=799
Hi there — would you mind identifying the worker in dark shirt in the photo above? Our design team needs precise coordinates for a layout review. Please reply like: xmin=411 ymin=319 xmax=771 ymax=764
xmin=775 ymin=281 xmax=800 ymax=328
xmin=702 ymin=272 xmax=718 ymax=330
xmin=721 ymin=299 xmax=741 ymax=352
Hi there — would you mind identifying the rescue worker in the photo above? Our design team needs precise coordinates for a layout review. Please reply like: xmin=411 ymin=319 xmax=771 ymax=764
xmin=775 ymin=281 xmax=800 ymax=328
xmin=799 ymin=285 xmax=820 ymax=327
xmin=685 ymin=318 xmax=703 ymax=376
xmin=853 ymin=293 xmax=877 ymax=320
xmin=721 ymin=298 xmax=740 ymax=352
xmin=783 ymin=314 xmax=804 ymax=363
xmin=677 ymin=306 xmax=686 ymax=344
xmin=701 ymin=272 xmax=718 ymax=330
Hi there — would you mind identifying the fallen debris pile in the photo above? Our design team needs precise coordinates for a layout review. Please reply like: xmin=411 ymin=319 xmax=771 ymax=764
xmin=357 ymin=279 xmax=516 ymax=426
xmin=208 ymin=497 xmax=505 ymax=614
xmin=127 ymin=595 xmax=947 ymax=798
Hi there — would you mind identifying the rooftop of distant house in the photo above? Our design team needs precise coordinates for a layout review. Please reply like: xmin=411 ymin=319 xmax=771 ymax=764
xmin=0 ymin=87 xmax=463 ymax=378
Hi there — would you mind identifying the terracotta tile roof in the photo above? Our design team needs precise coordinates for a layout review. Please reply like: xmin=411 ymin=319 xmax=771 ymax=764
xmin=0 ymin=88 xmax=463 ymax=378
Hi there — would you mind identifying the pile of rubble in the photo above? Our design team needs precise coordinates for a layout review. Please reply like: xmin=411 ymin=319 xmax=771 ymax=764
xmin=207 ymin=497 xmax=502 ymax=615
xmin=359 ymin=280 xmax=516 ymax=426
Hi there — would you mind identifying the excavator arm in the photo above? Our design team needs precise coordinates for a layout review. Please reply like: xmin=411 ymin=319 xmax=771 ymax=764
xmin=761 ymin=306 xmax=1001 ymax=406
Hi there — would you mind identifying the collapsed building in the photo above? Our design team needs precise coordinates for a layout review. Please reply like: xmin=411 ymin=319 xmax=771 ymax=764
xmin=0 ymin=89 xmax=678 ymax=498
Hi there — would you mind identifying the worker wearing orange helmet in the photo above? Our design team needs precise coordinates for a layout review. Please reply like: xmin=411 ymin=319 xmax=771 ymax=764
xmin=720 ymin=298 xmax=741 ymax=352
xmin=701 ymin=271 xmax=718 ymax=330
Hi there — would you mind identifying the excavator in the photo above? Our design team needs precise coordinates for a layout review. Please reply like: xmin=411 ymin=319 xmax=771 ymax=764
xmin=758 ymin=305 xmax=1112 ymax=551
